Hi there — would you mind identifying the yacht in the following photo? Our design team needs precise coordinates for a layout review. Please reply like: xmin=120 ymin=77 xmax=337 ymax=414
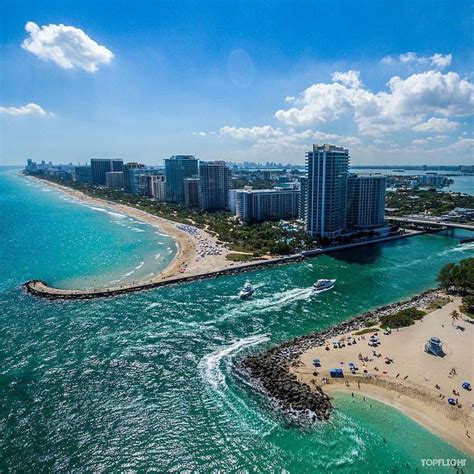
xmin=313 ymin=279 xmax=336 ymax=292
xmin=239 ymin=280 xmax=255 ymax=298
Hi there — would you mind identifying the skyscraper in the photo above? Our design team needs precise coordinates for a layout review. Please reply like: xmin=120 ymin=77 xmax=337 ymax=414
xmin=90 ymin=159 xmax=123 ymax=185
xmin=149 ymin=175 xmax=166 ymax=201
xmin=184 ymin=177 xmax=201 ymax=207
xmin=199 ymin=161 xmax=232 ymax=210
xmin=306 ymin=144 xmax=349 ymax=238
xmin=74 ymin=166 xmax=93 ymax=184
xmin=164 ymin=155 xmax=198 ymax=203
xmin=347 ymin=175 xmax=387 ymax=230
xmin=105 ymin=171 xmax=125 ymax=189
xmin=122 ymin=162 xmax=145 ymax=191
xmin=298 ymin=176 xmax=308 ymax=221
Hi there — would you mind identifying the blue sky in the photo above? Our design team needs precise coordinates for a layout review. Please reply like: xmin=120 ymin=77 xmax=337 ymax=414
xmin=1 ymin=0 xmax=472 ymax=165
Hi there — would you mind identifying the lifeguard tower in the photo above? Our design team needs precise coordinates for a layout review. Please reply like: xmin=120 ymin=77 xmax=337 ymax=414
xmin=424 ymin=337 xmax=444 ymax=357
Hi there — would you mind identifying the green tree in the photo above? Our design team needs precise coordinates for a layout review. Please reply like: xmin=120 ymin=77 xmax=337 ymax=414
xmin=450 ymin=309 xmax=460 ymax=326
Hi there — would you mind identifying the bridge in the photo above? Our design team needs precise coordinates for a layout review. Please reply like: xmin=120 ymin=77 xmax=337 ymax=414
xmin=387 ymin=216 xmax=474 ymax=232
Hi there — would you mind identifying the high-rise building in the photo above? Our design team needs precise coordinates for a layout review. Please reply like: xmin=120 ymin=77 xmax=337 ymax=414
xmin=90 ymin=159 xmax=123 ymax=185
xmin=105 ymin=171 xmax=125 ymax=189
xmin=347 ymin=175 xmax=386 ymax=230
xmin=74 ymin=166 xmax=93 ymax=184
xmin=164 ymin=155 xmax=198 ymax=203
xmin=184 ymin=177 xmax=201 ymax=207
xmin=298 ymin=176 xmax=308 ymax=221
xmin=129 ymin=168 xmax=164 ymax=195
xmin=148 ymin=175 xmax=166 ymax=201
xmin=199 ymin=161 xmax=232 ymax=210
xmin=306 ymin=144 xmax=349 ymax=238
xmin=234 ymin=187 xmax=299 ymax=224
xmin=123 ymin=162 xmax=145 ymax=191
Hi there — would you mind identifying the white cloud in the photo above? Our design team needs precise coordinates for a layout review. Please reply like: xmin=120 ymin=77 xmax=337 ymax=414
xmin=331 ymin=70 xmax=362 ymax=88
xmin=381 ymin=52 xmax=452 ymax=70
xmin=217 ymin=125 xmax=361 ymax=153
xmin=412 ymin=117 xmax=460 ymax=133
xmin=275 ymin=70 xmax=474 ymax=136
xmin=22 ymin=21 xmax=113 ymax=73
xmin=0 ymin=103 xmax=49 ymax=117
xmin=219 ymin=125 xmax=283 ymax=140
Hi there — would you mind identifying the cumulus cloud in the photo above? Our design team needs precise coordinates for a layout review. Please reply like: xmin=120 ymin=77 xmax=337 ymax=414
xmin=275 ymin=70 xmax=474 ymax=136
xmin=219 ymin=125 xmax=283 ymax=140
xmin=331 ymin=70 xmax=362 ymax=88
xmin=381 ymin=52 xmax=452 ymax=69
xmin=412 ymin=117 xmax=460 ymax=133
xmin=217 ymin=125 xmax=361 ymax=152
xmin=22 ymin=21 xmax=113 ymax=72
xmin=0 ymin=103 xmax=49 ymax=117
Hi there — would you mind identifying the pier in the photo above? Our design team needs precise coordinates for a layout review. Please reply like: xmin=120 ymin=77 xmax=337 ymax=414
xmin=387 ymin=216 xmax=474 ymax=232
xmin=23 ymin=232 xmax=423 ymax=300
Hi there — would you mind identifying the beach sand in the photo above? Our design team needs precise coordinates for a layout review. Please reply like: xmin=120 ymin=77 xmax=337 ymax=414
xmin=292 ymin=297 xmax=474 ymax=456
xmin=29 ymin=177 xmax=246 ymax=288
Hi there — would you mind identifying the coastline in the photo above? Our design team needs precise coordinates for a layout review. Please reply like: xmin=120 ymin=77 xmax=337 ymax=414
xmin=23 ymin=174 xmax=426 ymax=299
xmin=25 ymin=175 xmax=242 ymax=287
xmin=241 ymin=291 xmax=474 ymax=457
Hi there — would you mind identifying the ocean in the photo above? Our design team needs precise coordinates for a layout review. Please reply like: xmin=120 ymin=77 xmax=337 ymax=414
xmin=1 ymin=167 xmax=473 ymax=472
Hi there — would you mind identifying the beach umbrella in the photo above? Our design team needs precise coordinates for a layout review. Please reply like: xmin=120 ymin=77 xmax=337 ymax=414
xmin=462 ymin=382 xmax=472 ymax=391
xmin=448 ymin=398 xmax=456 ymax=405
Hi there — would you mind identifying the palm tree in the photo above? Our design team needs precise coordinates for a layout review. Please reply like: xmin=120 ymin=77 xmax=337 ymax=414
xmin=450 ymin=310 xmax=460 ymax=326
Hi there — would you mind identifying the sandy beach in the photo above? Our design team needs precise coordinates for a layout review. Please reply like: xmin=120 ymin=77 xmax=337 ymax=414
xmin=292 ymin=296 xmax=474 ymax=456
xmin=28 ymin=176 xmax=243 ymax=288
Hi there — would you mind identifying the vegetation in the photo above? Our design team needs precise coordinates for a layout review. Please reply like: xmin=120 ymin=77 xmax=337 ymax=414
xmin=380 ymin=307 xmax=426 ymax=328
xmin=363 ymin=320 xmax=377 ymax=328
xmin=36 ymin=175 xmax=316 ymax=257
xmin=386 ymin=189 xmax=474 ymax=217
xmin=225 ymin=253 xmax=254 ymax=262
xmin=354 ymin=327 xmax=379 ymax=335
xmin=437 ymin=258 xmax=474 ymax=294
xmin=426 ymin=297 xmax=451 ymax=311
xmin=460 ymin=295 xmax=474 ymax=319
xmin=450 ymin=309 xmax=460 ymax=326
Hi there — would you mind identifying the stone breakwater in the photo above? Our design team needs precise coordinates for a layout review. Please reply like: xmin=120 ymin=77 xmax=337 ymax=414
xmin=239 ymin=289 xmax=442 ymax=422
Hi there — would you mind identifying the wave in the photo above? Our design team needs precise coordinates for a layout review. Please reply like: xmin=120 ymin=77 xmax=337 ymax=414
xmin=154 ymin=253 xmax=161 ymax=260
xmin=135 ymin=261 xmax=145 ymax=270
xmin=201 ymin=334 xmax=270 ymax=390
xmin=129 ymin=227 xmax=145 ymax=233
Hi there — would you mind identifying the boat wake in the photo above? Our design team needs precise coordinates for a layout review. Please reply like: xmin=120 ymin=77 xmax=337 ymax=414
xmin=199 ymin=333 xmax=276 ymax=435
xmin=201 ymin=334 xmax=270 ymax=390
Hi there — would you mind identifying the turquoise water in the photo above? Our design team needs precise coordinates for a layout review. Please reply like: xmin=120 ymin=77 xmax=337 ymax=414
xmin=1 ymin=167 xmax=473 ymax=472
xmin=353 ymin=168 xmax=474 ymax=195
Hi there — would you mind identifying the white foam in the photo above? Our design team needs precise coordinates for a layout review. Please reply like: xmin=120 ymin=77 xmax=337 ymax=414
xmin=154 ymin=253 xmax=161 ymax=260
xmin=201 ymin=334 xmax=269 ymax=389
xmin=135 ymin=261 xmax=145 ymax=270
xmin=129 ymin=227 xmax=145 ymax=232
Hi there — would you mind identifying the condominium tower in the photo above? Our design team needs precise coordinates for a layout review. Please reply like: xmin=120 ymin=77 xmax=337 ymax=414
xmin=306 ymin=144 xmax=349 ymax=238
xmin=199 ymin=161 xmax=232 ymax=211
xmin=347 ymin=175 xmax=387 ymax=230
xmin=164 ymin=155 xmax=199 ymax=203
xmin=90 ymin=159 xmax=123 ymax=185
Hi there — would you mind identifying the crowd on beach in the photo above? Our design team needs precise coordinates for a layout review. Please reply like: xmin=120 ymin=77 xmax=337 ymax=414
xmin=177 ymin=223 xmax=226 ymax=261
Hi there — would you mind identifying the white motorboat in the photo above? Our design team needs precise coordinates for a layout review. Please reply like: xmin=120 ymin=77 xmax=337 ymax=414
xmin=239 ymin=280 xmax=255 ymax=298
xmin=313 ymin=279 xmax=336 ymax=292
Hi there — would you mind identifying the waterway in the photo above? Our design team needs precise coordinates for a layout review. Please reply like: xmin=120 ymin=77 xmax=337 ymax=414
xmin=1 ymin=167 xmax=473 ymax=472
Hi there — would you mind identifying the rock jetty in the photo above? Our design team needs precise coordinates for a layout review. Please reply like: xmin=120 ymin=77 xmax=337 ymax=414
xmin=239 ymin=289 xmax=442 ymax=422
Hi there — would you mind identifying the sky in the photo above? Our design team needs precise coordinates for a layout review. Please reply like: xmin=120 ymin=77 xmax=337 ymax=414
xmin=0 ymin=0 xmax=473 ymax=166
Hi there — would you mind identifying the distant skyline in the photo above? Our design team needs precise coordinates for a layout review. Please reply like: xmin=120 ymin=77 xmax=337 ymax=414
xmin=1 ymin=0 xmax=473 ymax=166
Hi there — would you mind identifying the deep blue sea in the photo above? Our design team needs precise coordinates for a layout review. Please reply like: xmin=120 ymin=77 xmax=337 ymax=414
xmin=1 ymin=167 xmax=473 ymax=472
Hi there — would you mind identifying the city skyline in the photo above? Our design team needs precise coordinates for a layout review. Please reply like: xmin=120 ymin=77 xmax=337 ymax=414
xmin=1 ymin=0 xmax=473 ymax=166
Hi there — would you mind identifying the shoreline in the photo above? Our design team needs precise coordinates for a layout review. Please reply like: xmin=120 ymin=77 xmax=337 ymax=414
xmin=25 ymin=175 xmax=244 ymax=287
xmin=23 ymin=175 xmax=426 ymax=299
xmin=240 ymin=290 xmax=474 ymax=457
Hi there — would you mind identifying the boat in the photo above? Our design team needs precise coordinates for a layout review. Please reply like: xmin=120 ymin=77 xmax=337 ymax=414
xmin=239 ymin=280 xmax=255 ymax=298
xmin=313 ymin=279 xmax=336 ymax=292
